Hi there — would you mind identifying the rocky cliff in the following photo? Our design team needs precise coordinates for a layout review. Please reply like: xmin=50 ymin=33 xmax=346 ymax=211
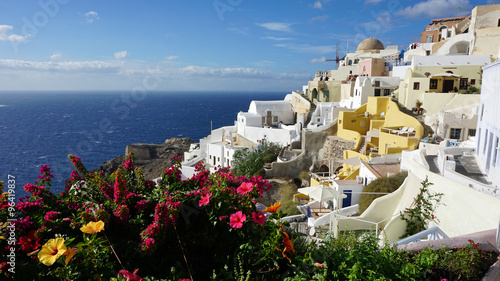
xmin=94 ymin=137 xmax=194 ymax=180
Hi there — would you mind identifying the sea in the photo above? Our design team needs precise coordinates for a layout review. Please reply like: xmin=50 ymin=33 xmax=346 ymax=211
xmin=0 ymin=91 xmax=285 ymax=198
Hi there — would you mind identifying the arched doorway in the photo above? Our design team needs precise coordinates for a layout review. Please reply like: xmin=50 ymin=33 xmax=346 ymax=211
xmin=311 ymin=88 xmax=318 ymax=103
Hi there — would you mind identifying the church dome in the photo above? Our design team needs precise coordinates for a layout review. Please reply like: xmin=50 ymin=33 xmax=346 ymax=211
xmin=356 ymin=37 xmax=384 ymax=53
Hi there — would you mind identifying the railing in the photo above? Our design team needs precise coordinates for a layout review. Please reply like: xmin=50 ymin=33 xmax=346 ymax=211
xmin=330 ymin=212 xmax=400 ymax=239
xmin=392 ymin=226 xmax=448 ymax=246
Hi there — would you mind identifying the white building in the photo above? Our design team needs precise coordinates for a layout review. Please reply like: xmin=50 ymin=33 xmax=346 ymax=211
xmin=476 ymin=59 xmax=500 ymax=188
xmin=424 ymin=94 xmax=480 ymax=141
xmin=182 ymin=98 xmax=303 ymax=177
xmin=236 ymin=100 xmax=300 ymax=146
xmin=351 ymin=76 xmax=402 ymax=109
xmin=307 ymin=102 xmax=342 ymax=129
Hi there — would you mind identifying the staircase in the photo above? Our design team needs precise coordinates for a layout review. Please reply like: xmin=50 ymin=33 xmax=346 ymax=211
xmin=357 ymin=136 xmax=367 ymax=155
xmin=305 ymin=98 xmax=317 ymax=125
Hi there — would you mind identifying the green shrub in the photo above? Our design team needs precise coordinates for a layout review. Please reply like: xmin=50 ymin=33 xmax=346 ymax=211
xmin=298 ymin=171 xmax=309 ymax=181
xmin=279 ymin=184 xmax=300 ymax=216
xmin=358 ymin=171 xmax=408 ymax=214
xmin=232 ymin=140 xmax=281 ymax=178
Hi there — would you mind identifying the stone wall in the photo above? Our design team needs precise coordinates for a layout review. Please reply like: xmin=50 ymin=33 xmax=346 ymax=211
xmin=265 ymin=123 xmax=336 ymax=178
xmin=318 ymin=136 xmax=356 ymax=172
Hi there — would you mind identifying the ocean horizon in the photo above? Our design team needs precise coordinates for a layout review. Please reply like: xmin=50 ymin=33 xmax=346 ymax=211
xmin=0 ymin=90 xmax=286 ymax=197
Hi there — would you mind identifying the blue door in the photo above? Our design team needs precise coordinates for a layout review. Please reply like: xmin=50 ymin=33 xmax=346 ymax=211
xmin=342 ymin=190 xmax=352 ymax=208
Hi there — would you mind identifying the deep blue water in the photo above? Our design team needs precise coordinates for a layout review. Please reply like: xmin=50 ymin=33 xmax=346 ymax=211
xmin=0 ymin=91 xmax=285 ymax=197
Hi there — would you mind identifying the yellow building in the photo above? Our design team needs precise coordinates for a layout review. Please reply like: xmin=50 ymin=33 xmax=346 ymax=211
xmin=336 ymin=96 xmax=423 ymax=179
xmin=396 ymin=55 xmax=491 ymax=114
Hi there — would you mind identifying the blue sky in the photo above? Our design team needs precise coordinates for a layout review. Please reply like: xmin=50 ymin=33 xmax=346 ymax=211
xmin=0 ymin=0 xmax=492 ymax=92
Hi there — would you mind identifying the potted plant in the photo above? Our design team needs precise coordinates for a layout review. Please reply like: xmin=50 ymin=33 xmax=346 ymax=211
xmin=416 ymin=100 xmax=423 ymax=108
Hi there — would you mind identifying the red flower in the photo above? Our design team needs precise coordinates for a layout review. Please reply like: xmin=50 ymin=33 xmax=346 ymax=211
xmin=277 ymin=232 xmax=295 ymax=263
xmin=19 ymin=230 xmax=41 ymax=252
xmin=252 ymin=211 xmax=266 ymax=226
xmin=118 ymin=269 xmax=143 ymax=281
xmin=283 ymin=232 xmax=295 ymax=254
xmin=236 ymin=182 xmax=253 ymax=195
xmin=198 ymin=193 xmax=212 ymax=207
xmin=229 ymin=211 xmax=246 ymax=228
xmin=263 ymin=202 xmax=281 ymax=213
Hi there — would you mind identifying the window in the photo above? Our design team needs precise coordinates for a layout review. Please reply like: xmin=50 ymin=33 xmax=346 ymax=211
xmin=498 ymin=19 xmax=500 ymax=27
xmin=429 ymin=79 xmax=438 ymax=89
xmin=425 ymin=35 xmax=434 ymax=43
xmin=413 ymin=82 xmax=420 ymax=90
xmin=262 ymin=117 xmax=265 ymax=123
xmin=470 ymin=79 xmax=476 ymax=85
xmin=354 ymin=59 xmax=359 ymax=64
xmin=494 ymin=137 xmax=499 ymax=166
xmin=460 ymin=78 xmax=468 ymax=90
xmin=449 ymin=128 xmax=462 ymax=139
xmin=468 ymin=129 xmax=476 ymax=137
xmin=374 ymin=89 xmax=381 ymax=96
xmin=374 ymin=81 xmax=380 ymax=87
xmin=273 ymin=116 xmax=278 ymax=122
xmin=384 ymin=89 xmax=390 ymax=96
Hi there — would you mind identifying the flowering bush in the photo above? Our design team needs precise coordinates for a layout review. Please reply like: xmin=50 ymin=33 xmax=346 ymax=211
xmin=0 ymin=153 xmax=305 ymax=280
xmin=400 ymin=177 xmax=443 ymax=238
xmin=1 ymin=156 xmax=496 ymax=280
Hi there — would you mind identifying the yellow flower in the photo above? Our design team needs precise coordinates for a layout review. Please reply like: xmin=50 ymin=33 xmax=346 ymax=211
xmin=37 ymin=238 xmax=67 ymax=266
xmin=64 ymin=247 xmax=77 ymax=265
xmin=80 ymin=221 xmax=105 ymax=234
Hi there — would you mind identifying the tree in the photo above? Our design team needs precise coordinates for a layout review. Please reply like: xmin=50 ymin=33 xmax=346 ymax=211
xmin=232 ymin=140 xmax=281 ymax=178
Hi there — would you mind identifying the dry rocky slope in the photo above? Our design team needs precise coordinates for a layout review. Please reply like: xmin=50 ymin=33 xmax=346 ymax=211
xmin=94 ymin=137 xmax=194 ymax=180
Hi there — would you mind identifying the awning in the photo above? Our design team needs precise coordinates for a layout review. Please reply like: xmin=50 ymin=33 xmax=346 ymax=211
xmin=431 ymin=73 xmax=462 ymax=78
xmin=336 ymin=156 xmax=361 ymax=166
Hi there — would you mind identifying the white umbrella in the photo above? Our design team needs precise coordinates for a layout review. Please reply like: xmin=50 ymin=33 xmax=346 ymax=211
xmin=298 ymin=185 xmax=347 ymax=211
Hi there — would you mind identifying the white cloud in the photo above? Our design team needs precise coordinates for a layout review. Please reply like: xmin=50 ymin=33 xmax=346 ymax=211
xmin=50 ymin=52 xmax=63 ymax=60
xmin=262 ymin=36 xmax=294 ymax=41
xmin=309 ymin=15 xmax=329 ymax=22
xmin=0 ymin=58 xmax=309 ymax=91
xmin=256 ymin=22 xmax=293 ymax=32
xmin=312 ymin=1 xmax=323 ymax=9
xmin=0 ymin=25 xmax=25 ymax=42
xmin=397 ymin=0 xmax=471 ymax=18
xmin=228 ymin=27 xmax=250 ymax=36
xmin=274 ymin=43 xmax=337 ymax=55
xmin=114 ymin=51 xmax=129 ymax=60
xmin=0 ymin=59 xmax=120 ymax=73
xmin=309 ymin=57 xmax=327 ymax=63
xmin=165 ymin=55 xmax=179 ymax=60
xmin=85 ymin=11 xmax=99 ymax=24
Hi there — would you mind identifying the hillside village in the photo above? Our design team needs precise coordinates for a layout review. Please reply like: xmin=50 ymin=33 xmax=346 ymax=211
xmin=175 ymin=4 xmax=500 ymax=249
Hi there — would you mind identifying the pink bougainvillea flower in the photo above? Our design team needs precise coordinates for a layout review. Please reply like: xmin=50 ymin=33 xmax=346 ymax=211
xmin=118 ymin=268 xmax=143 ymax=281
xmin=252 ymin=211 xmax=266 ymax=226
xmin=236 ymin=182 xmax=253 ymax=195
xmin=198 ymin=193 xmax=212 ymax=207
xmin=229 ymin=211 xmax=246 ymax=228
